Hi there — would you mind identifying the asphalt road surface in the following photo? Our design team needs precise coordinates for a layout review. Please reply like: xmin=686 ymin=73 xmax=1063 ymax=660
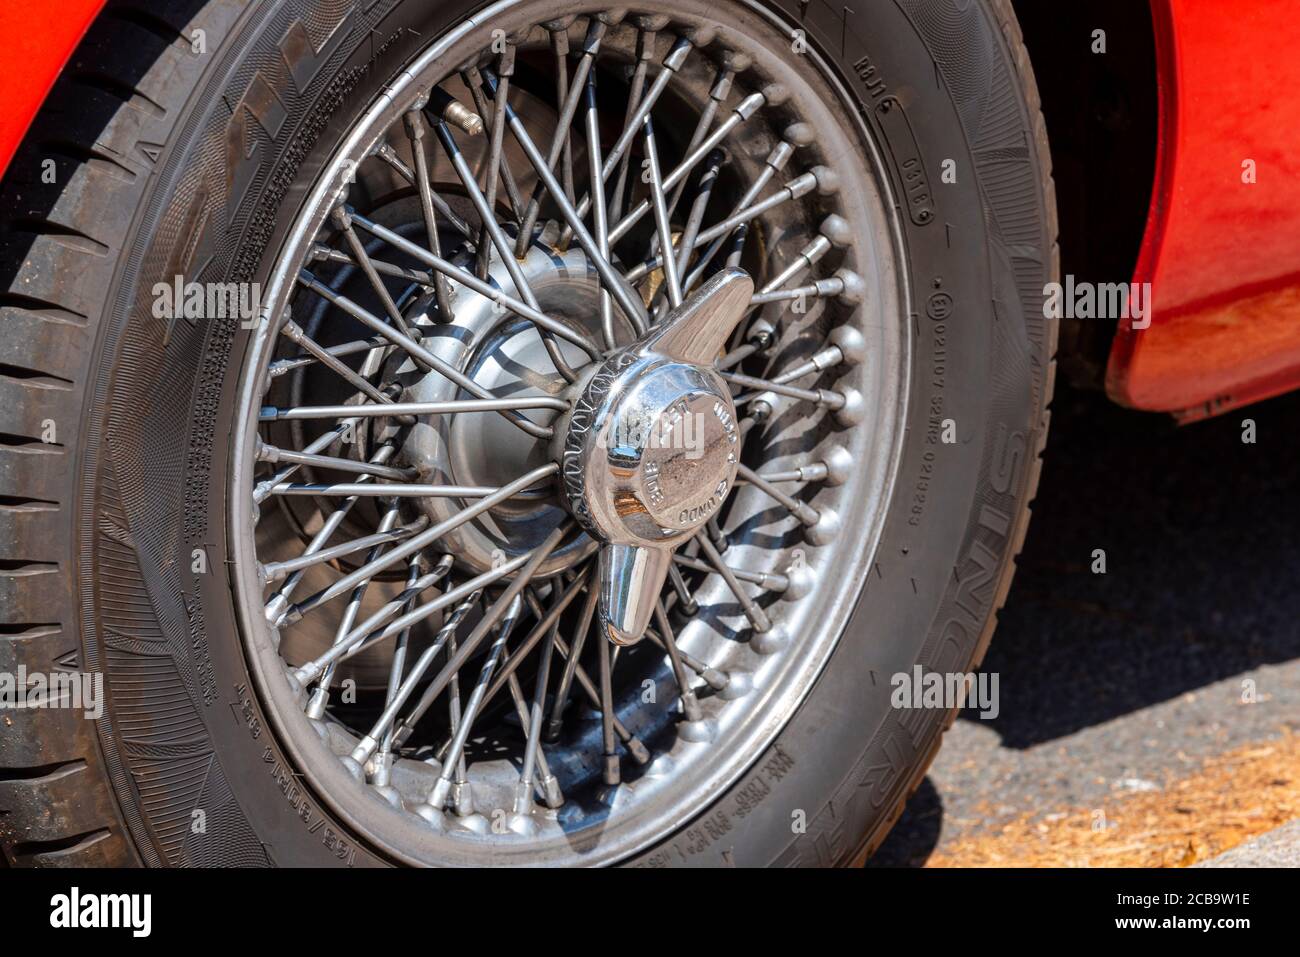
xmin=870 ymin=383 xmax=1300 ymax=867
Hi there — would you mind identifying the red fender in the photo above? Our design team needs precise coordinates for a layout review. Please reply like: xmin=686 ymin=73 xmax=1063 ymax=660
xmin=1108 ymin=0 xmax=1300 ymax=420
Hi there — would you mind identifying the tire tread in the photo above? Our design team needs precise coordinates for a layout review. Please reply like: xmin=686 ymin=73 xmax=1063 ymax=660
xmin=0 ymin=0 xmax=201 ymax=868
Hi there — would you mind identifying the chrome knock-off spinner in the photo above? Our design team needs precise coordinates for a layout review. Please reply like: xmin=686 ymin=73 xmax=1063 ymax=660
xmin=560 ymin=268 xmax=754 ymax=645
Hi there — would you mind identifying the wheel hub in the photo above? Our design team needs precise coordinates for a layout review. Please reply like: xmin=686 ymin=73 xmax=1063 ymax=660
xmin=399 ymin=243 xmax=615 ymax=576
xmin=560 ymin=267 xmax=753 ymax=643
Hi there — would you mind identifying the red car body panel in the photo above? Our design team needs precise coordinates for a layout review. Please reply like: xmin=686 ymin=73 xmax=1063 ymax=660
xmin=0 ymin=0 xmax=107 ymax=181
xmin=1108 ymin=0 xmax=1300 ymax=420
xmin=3 ymin=1 xmax=1300 ymax=420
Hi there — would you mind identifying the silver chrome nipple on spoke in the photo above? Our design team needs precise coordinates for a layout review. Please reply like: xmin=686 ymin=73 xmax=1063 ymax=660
xmin=741 ymin=444 xmax=854 ymax=487
xmin=772 ymin=326 xmax=868 ymax=385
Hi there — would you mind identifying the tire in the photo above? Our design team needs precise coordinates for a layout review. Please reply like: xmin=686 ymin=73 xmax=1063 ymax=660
xmin=0 ymin=0 xmax=1055 ymax=867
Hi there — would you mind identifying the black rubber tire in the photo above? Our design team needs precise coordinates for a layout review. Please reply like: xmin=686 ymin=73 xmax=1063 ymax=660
xmin=0 ymin=0 xmax=1055 ymax=867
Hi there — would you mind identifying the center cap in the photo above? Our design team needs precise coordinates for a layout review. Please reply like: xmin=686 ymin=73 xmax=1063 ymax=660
xmin=639 ymin=385 xmax=740 ymax=532
xmin=559 ymin=268 xmax=754 ymax=645
xmin=562 ymin=356 xmax=739 ymax=547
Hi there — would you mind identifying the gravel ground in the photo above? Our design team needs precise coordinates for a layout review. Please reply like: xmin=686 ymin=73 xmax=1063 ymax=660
xmin=869 ymin=384 xmax=1300 ymax=867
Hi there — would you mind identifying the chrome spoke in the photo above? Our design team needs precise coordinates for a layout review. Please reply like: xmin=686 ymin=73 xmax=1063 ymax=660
xmin=253 ymin=416 xmax=366 ymax=503
xmin=645 ymin=623 xmax=729 ymax=692
xmin=269 ymin=326 xmax=391 ymax=379
xmin=337 ymin=541 xmax=539 ymax=665
xmin=373 ymin=141 xmax=475 ymax=239
xmin=583 ymin=70 xmax=617 ymax=351
xmin=256 ymin=442 xmax=415 ymax=481
xmin=403 ymin=109 xmax=456 ymax=321
xmin=435 ymin=118 xmax=579 ymax=382
xmin=478 ymin=569 xmax=592 ymax=713
xmin=545 ymin=572 xmax=599 ymax=741
xmin=681 ymin=142 xmax=793 ymax=291
xmin=671 ymin=148 xmax=723 ymax=294
xmin=567 ymin=35 xmax=692 ymax=232
xmin=653 ymin=599 xmax=702 ymax=722
xmin=662 ymin=66 xmax=733 ymax=220
xmin=372 ymin=554 xmax=422 ymax=790
xmin=597 ymin=612 xmax=618 ymax=785
xmin=423 ymin=573 xmax=592 ymax=772
xmin=481 ymin=69 xmax=651 ymax=334
xmin=458 ymin=66 xmax=527 ymax=222
xmin=388 ymin=590 xmax=481 ymax=750
xmin=606 ymin=92 xmax=765 ymax=244
xmin=260 ymin=517 xmax=427 ymax=584
xmin=293 ymin=556 xmax=515 ymax=685
xmin=474 ymin=44 xmax=514 ymax=279
xmin=625 ymin=165 xmax=826 ymax=282
xmin=263 ymin=443 xmax=399 ymax=622
xmin=516 ymin=586 xmax=564 ymax=814
xmin=411 ymin=524 xmax=569 ymax=812
xmin=266 ymin=481 xmax=502 ymax=498
xmin=298 ymin=268 xmax=554 ymax=439
xmin=550 ymin=627 xmax=650 ymax=762
xmin=549 ymin=25 xmax=577 ymax=208
xmin=259 ymin=395 xmax=567 ymax=420
xmin=349 ymin=587 xmax=491 ymax=767
xmin=642 ymin=65 xmax=731 ymax=276
xmin=641 ymin=115 xmax=683 ymax=309
xmin=604 ymin=29 xmax=649 ymax=225
xmin=310 ymin=244 xmax=438 ymax=289
xmin=673 ymin=551 xmax=793 ymax=594
xmin=305 ymin=510 xmax=427 ymax=721
xmin=278 ymin=318 xmax=404 ymax=415
xmin=721 ymin=368 xmax=836 ymax=402
xmin=513 ymin=19 xmax=605 ymax=257
xmin=333 ymin=205 xmax=421 ymax=342
xmin=284 ymin=463 xmax=559 ymax=623
xmin=418 ymin=594 xmax=523 ymax=813
xmin=346 ymin=210 xmax=602 ymax=359
xmin=695 ymin=532 xmax=771 ymax=633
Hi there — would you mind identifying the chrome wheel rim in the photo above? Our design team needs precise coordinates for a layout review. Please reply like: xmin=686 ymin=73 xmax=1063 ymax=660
xmin=229 ymin=0 xmax=908 ymax=865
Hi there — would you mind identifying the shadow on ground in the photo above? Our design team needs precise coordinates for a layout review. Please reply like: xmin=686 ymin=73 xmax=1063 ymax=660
xmin=869 ymin=383 xmax=1300 ymax=866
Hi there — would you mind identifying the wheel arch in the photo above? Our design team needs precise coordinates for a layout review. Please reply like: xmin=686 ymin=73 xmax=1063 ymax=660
xmin=1010 ymin=0 xmax=1160 ymax=393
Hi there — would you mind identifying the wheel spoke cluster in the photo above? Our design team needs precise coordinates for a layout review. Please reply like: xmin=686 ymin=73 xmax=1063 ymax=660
xmin=246 ymin=8 xmax=868 ymax=837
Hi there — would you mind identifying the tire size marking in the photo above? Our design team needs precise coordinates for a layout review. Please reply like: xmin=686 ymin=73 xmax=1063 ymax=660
xmin=230 ymin=682 xmax=263 ymax=739
xmin=232 ymin=682 xmax=356 ymax=866
xmin=634 ymin=747 xmax=796 ymax=866
xmin=263 ymin=745 xmax=356 ymax=867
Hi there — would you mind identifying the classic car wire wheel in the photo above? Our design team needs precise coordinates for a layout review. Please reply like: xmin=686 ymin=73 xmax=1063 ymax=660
xmin=230 ymin=0 xmax=906 ymax=864
xmin=0 ymin=0 xmax=1055 ymax=869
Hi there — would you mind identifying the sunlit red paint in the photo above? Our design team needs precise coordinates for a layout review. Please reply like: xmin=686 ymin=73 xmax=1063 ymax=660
xmin=1109 ymin=0 xmax=1300 ymax=419
xmin=0 ymin=0 xmax=106 ymax=181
